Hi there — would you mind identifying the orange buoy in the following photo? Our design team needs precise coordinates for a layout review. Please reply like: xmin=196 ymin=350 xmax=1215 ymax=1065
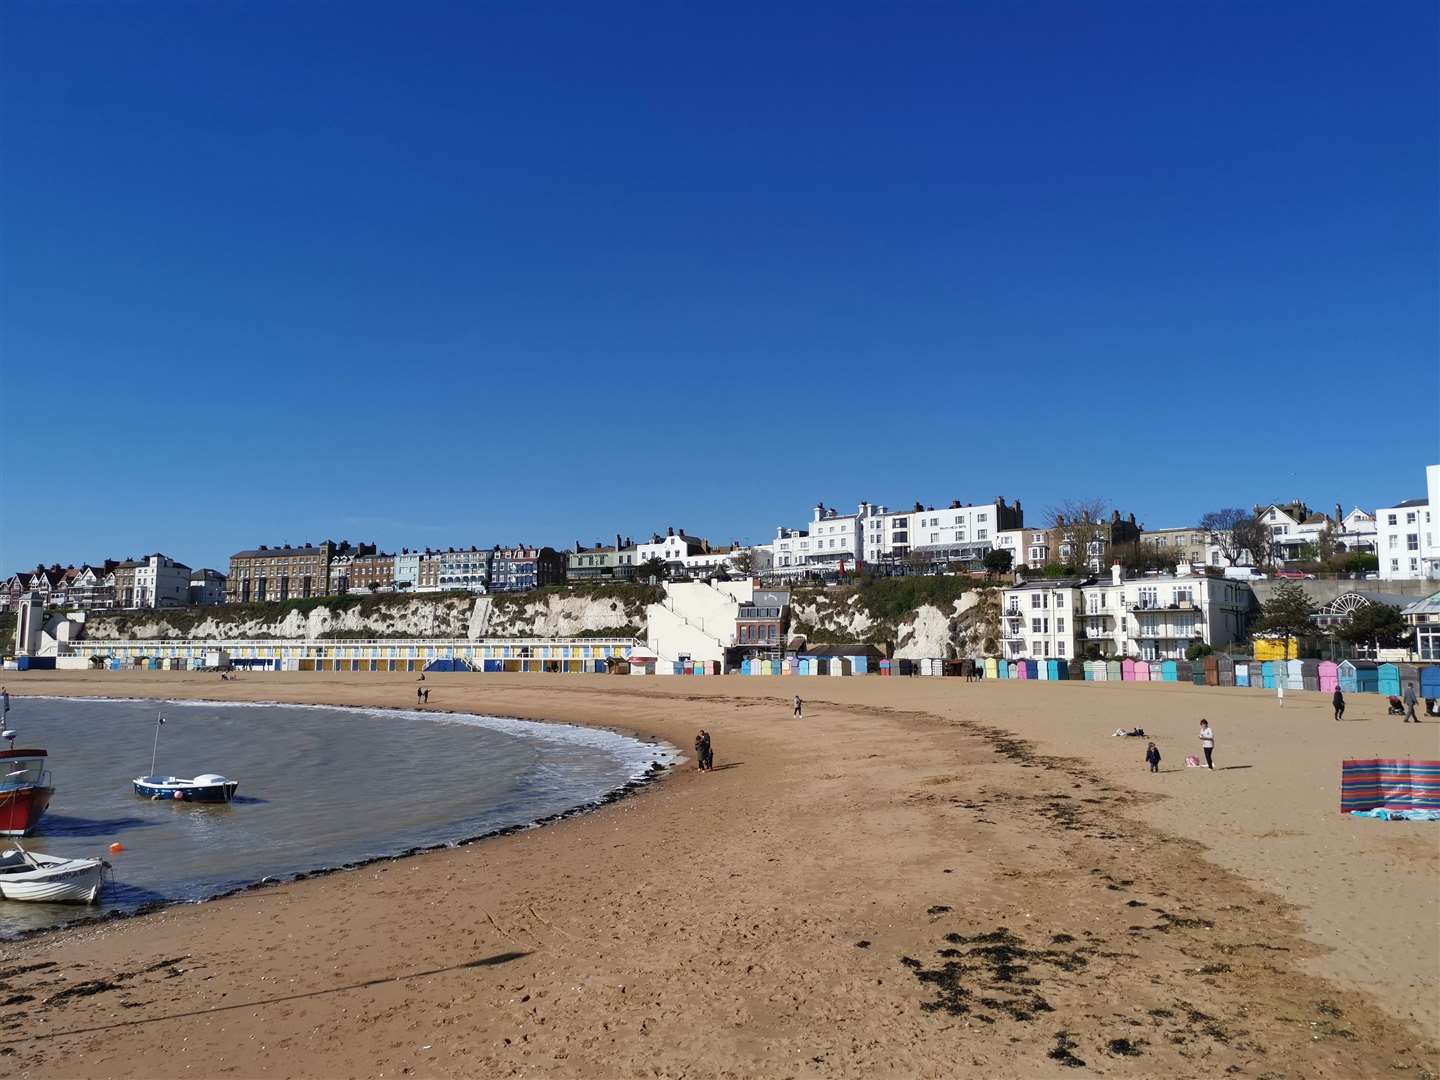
xmin=109 ymin=842 xmax=124 ymax=854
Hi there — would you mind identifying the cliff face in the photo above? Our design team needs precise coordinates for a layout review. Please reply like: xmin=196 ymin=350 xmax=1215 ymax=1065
xmin=787 ymin=584 xmax=985 ymax=659
xmin=81 ymin=587 xmax=657 ymax=642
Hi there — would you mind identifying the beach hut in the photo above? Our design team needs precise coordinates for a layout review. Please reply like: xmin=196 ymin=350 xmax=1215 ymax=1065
xmin=1189 ymin=661 xmax=1207 ymax=686
xmin=1106 ymin=659 xmax=1122 ymax=682
xmin=1159 ymin=659 xmax=1178 ymax=682
xmin=1216 ymin=655 xmax=1235 ymax=687
xmin=984 ymin=657 xmax=998 ymax=679
xmin=1083 ymin=660 xmax=1096 ymax=681
xmin=1234 ymin=661 xmax=1250 ymax=687
xmin=1135 ymin=660 xmax=1151 ymax=682
xmin=1318 ymin=661 xmax=1338 ymax=693
xmin=1378 ymin=662 xmax=1401 ymax=697
xmin=1300 ymin=659 xmax=1321 ymax=692
xmin=1338 ymin=660 xmax=1378 ymax=694
xmin=1397 ymin=663 xmax=1421 ymax=698
xmin=995 ymin=659 xmax=1008 ymax=679
xmin=1261 ymin=661 xmax=1276 ymax=689
xmin=1121 ymin=658 xmax=1136 ymax=681
xmin=1203 ymin=656 xmax=1220 ymax=686
xmin=1042 ymin=659 xmax=1058 ymax=680
xmin=1284 ymin=659 xmax=1305 ymax=691
xmin=1069 ymin=659 xmax=1084 ymax=680
xmin=1173 ymin=659 xmax=1191 ymax=683
xmin=1420 ymin=665 xmax=1440 ymax=701
xmin=1025 ymin=659 xmax=1040 ymax=680
xmin=1036 ymin=658 xmax=1050 ymax=680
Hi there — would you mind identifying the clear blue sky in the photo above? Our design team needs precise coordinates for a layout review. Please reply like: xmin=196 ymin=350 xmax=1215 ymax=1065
xmin=2 ymin=2 xmax=1436 ymax=573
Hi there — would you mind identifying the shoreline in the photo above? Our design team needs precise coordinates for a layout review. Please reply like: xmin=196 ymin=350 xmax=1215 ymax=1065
xmin=3 ymin=696 xmax=681 ymax=942
xmin=0 ymin=670 xmax=1434 ymax=1078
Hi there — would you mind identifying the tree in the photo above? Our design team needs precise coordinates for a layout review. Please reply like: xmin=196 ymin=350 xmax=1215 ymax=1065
xmin=1185 ymin=642 xmax=1214 ymax=661
xmin=729 ymin=549 xmax=755 ymax=578
xmin=968 ymin=586 xmax=1003 ymax=657
xmin=1256 ymin=580 xmax=1314 ymax=661
xmin=1199 ymin=508 xmax=1252 ymax=566
xmin=1046 ymin=497 xmax=1110 ymax=572
xmin=1337 ymin=603 xmax=1408 ymax=652
xmin=1342 ymin=551 xmax=1379 ymax=574
xmin=982 ymin=548 xmax=1013 ymax=574
xmin=1041 ymin=562 xmax=1075 ymax=578
xmin=1234 ymin=513 xmax=1279 ymax=569
xmin=1111 ymin=541 xmax=1176 ymax=575
xmin=637 ymin=557 xmax=668 ymax=582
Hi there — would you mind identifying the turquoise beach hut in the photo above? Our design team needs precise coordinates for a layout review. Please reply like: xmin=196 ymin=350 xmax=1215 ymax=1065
xmin=1261 ymin=661 xmax=1276 ymax=689
xmin=1045 ymin=659 xmax=1061 ymax=680
xmin=1338 ymin=660 xmax=1377 ymax=693
xmin=1378 ymin=663 xmax=1401 ymax=697
xmin=1160 ymin=660 xmax=1178 ymax=682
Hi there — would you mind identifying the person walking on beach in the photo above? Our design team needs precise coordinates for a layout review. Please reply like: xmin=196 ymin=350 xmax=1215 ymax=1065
xmin=793 ymin=695 xmax=803 ymax=719
xmin=1145 ymin=741 xmax=1161 ymax=773
xmin=1403 ymin=684 xmax=1419 ymax=723
xmin=1199 ymin=720 xmax=1215 ymax=769
xmin=694 ymin=730 xmax=712 ymax=771
xmin=1333 ymin=687 xmax=1345 ymax=722
xmin=423 ymin=687 xmax=431 ymax=704
xmin=416 ymin=686 xmax=424 ymax=705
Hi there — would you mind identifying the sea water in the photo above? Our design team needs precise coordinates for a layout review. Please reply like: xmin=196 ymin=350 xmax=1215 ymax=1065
xmin=1 ymin=697 xmax=677 ymax=935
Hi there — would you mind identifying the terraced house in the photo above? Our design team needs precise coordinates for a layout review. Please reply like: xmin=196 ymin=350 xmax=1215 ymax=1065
xmin=227 ymin=540 xmax=375 ymax=603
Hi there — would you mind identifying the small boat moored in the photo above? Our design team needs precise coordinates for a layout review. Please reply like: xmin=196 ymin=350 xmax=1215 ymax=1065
xmin=133 ymin=773 xmax=239 ymax=802
xmin=0 ymin=742 xmax=55 ymax=837
xmin=0 ymin=844 xmax=108 ymax=904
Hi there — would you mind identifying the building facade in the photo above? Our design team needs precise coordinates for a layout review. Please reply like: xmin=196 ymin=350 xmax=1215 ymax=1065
xmin=566 ymin=537 xmax=639 ymax=583
xmin=188 ymin=569 xmax=227 ymax=606
xmin=490 ymin=546 xmax=565 ymax=592
xmin=1079 ymin=565 xmax=1249 ymax=660
xmin=735 ymin=589 xmax=788 ymax=651
xmin=1376 ymin=498 xmax=1435 ymax=581
xmin=228 ymin=541 xmax=376 ymax=603
xmin=1000 ymin=577 xmax=1087 ymax=660
xmin=113 ymin=554 xmax=191 ymax=609
xmin=435 ymin=548 xmax=491 ymax=592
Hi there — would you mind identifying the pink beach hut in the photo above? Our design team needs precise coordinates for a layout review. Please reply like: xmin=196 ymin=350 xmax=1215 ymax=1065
xmin=1135 ymin=660 xmax=1151 ymax=682
xmin=1016 ymin=659 xmax=1030 ymax=679
xmin=1121 ymin=658 xmax=1136 ymax=681
xmin=1318 ymin=661 xmax=1339 ymax=693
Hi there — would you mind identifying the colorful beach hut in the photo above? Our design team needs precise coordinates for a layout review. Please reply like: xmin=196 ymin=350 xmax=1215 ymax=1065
xmin=1036 ymin=658 xmax=1050 ymax=680
xmin=1083 ymin=660 xmax=1096 ymax=681
xmin=1290 ymin=659 xmax=1313 ymax=694
xmin=1261 ymin=661 xmax=1276 ymax=689
xmin=1216 ymin=655 xmax=1235 ymax=686
xmin=1121 ymin=659 xmax=1136 ymax=681
xmin=1106 ymin=660 xmax=1122 ymax=682
xmin=1159 ymin=660 xmax=1178 ymax=682
xmin=1378 ymin=663 xmax=1401 ymax=697
xmin=1135 ymin=660 xmax=1152 ymax=682
xmin=984 ymin=657 xmax=998 ymax=679
xmin=1043 ymin=659 xmax=1059 ymax=681
xmin=1189 ymin=661 xmax=1206 ymax=686
xmin=1339 ymin=660 xmax=1379 ymax=694
xmin=1234 ymin=661 xmax=1250 ymax=688
xmin=1318 ymin=661 xmax=1339 ymax=693
xmin=1422 ymin=665 xmax=1440 ymax=701
xmin=1023 ymin=659 xmax=1039 ymax=680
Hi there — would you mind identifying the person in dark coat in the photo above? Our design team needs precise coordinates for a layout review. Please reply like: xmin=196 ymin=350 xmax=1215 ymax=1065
xmin=1145 ymin=742 xmax=1161 ymax=773
xmin=1332 ymin=687 xmax=1345 ymax=721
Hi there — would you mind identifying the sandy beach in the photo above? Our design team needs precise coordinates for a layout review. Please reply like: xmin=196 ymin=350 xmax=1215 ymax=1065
xmin=0 ymin=670 xmax=1435 ymax=1079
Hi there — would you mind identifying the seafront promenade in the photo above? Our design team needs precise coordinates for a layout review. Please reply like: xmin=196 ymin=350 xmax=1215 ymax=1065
xmin=1 ymin=670 xmax=1435 ymax=1078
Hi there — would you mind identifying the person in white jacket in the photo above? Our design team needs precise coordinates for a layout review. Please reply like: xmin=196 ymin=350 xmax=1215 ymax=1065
xmin=1199 ymin=720 xmax=1215 ymax=769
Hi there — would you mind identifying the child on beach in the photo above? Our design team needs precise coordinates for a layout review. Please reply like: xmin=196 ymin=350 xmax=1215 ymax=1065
xmin=1199 ymin=720 xmax=1215 ymax=769
xmin=1145 ymin=742 xmax=1161 ymax=773
xmin=793 ymin=695 xmax=803 ymax=719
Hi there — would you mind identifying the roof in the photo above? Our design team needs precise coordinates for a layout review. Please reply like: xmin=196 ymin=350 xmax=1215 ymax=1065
xmin=1402 ymin=591 xmax=1440 ymax=616
xmin=1387 ymin=498 xmax=1429 ymax=509
xmin=1301 ymin=514 xmax=1331 ymax=526
xmin=231 ymin=544 xmax=327 ymax=558
xmin=1007 ymin=576 xmax=1094 ymax=590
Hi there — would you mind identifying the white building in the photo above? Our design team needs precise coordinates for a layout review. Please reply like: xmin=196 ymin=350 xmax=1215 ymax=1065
xmin=1258 ymin=502 xmax=1333 ymax=562
xmin=999 ymin=577 xmax=1088 ymax=660
xmin=393 ymin=551 xmax=423 ymax=591
xmin=1334 ymin=506 xmax=1378 ymax=555
xmin=1376 ymin=492 xmax=1436 ymax=581
xmin=131 ymin=555 xmax=191 ymax=609
xmin=188 ymin=569 xmax=227 ymax=606
xmin=435 ymin=548 xmax=491 ymax=592
xmin=636 ymin=527 xmax=710 ymax=567
xmin=1079 ymin=565 xmax=1250 ymax=661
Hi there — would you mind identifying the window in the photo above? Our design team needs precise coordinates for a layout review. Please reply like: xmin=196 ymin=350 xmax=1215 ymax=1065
xmin=1410 ymin=558 xmax=1419 ymax=571
xmin=1031 ymin=593 xmax=1042 ymax=609
xmin=1056 ymin=618 xmax=1065 ymax=633
xmin=1390 ymin=535 xmax=1399 ymax=549
xmin=1056 ymin=641 xmax=1066 ymax=656
xmin=1407 ymin=534 xmax=1420 ymax=551
xmin=1032 ymin=618 xmax=1043 ymax=633
xmin=1388 ymin=513 xmax=1398 ymax=525
xmin=1390 ymin=559 xmax=1399 ymax=571
xmin=1407 ymin=512 xmax=1417 ymax=524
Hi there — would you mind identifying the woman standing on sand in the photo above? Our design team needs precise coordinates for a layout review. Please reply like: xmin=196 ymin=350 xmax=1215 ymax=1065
xmin=1199 ymin=720 xmax=1215 ymax=769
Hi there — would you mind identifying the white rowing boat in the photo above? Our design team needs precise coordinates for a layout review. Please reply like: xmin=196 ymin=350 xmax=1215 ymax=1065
xmin=0 ymin=844 xmax=108 ymax=904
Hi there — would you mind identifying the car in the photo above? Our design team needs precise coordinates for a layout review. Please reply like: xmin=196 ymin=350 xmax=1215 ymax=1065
xmin=1274 ymin=570 xmax=1317 ymax=580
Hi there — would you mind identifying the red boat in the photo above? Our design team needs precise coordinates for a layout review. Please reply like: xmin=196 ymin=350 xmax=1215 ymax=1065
xmin=0 ymin=749 xmax=54 ymax=837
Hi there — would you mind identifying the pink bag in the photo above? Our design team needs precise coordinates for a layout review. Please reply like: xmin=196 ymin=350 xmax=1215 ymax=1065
xmin=1185 ymin=755 xmax=1202 ymax=768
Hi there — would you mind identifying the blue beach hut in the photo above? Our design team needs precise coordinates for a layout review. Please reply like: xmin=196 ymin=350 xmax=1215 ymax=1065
xmin=1234 ymin=661 xmax=1249 ymax=687
xmin=1261 ymin=661 xmax=1276 ymax=689
xmin=1045 ymin=659 xmax=1061 ymax=681
xmin=1422 ymin=665 xmax=1440 ymax=700
xmin=1378 ymin=663 xmax=1401 ymax=697
xmin=1022 ymin=659 xmax=1039 ymax=680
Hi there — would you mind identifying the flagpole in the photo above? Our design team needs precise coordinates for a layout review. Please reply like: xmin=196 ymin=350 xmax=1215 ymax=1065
xmin=149 ymin=712 xmax=163 ymax=777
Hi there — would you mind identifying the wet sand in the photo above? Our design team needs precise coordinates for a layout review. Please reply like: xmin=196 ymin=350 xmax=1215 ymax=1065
xmin=0 ymin=670 xmax=1435 ymax=1078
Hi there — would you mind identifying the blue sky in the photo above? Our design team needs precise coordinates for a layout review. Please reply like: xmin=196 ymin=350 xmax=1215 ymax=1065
xmin=1 ymin=2 xmax=1436 ymax=573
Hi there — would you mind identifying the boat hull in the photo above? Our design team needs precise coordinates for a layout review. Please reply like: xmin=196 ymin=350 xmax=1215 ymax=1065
xmin=0 ymin=786 xmax=54 ymax=837
xmin=133 ymin=779 xmax=238 ymax=803
xmin=0 ymin=859 xmax=106 ymax=903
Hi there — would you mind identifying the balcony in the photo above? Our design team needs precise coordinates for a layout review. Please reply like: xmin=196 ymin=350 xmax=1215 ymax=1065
xmin=1135 ymin=630 xmax=1199 ymax=640
xmin=1130 ymin=601 xmax=1200 ymax=612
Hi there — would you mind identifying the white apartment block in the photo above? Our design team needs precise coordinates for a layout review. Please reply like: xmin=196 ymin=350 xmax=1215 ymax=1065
xmin=1376 ymin=497 xmax=1435 ymax=581
xmin=637 ymin=527 xmax=709 ymax=566
xmin=1080 ymin=565 xmax=1249 ymax=661
xmin=999 ymin=578 xmax=1086 ymax=661
xmin=132 ymin=555 xmax=191 ymax=609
